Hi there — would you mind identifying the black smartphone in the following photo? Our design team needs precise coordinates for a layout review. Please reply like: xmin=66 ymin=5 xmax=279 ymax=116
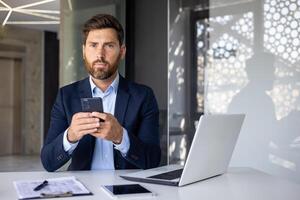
xmin=80 ymin=97 xmax=103 ymax=113
xmin=102 ymin=184 xmax=155 ymax=198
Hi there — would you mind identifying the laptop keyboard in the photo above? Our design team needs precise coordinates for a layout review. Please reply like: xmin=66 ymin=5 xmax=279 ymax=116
xmin=147 ymin=169 xmax=183 ymax=180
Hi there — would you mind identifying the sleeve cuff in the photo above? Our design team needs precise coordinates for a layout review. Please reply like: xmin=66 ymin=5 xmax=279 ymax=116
xmin=114 ymin=128 xmax=130 ymax=156
xmin=63 ymin=129 xmax=79 ymax=155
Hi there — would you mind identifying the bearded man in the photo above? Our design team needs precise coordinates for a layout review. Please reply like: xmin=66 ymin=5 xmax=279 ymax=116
xmin=41 ymin=14 xmax=161 ymax=172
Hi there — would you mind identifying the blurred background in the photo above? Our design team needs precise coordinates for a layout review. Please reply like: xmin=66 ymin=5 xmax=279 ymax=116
xmin=0 ymin=0 xmax=299 ymax=184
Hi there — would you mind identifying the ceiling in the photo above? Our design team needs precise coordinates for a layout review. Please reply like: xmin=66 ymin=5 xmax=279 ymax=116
xmin=0 ymin=0 xmax=60 ymax=32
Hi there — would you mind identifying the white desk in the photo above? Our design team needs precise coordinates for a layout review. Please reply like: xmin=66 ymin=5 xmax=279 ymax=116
xmin=1 ymin=168 xmax=299 ymax=200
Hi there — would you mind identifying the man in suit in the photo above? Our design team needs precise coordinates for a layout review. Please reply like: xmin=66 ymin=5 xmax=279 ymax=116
xmin=41 ymin=14 xmax=161 ymax=172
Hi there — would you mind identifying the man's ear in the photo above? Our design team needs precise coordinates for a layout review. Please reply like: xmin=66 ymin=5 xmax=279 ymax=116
xmin=120 ymin=45 xmax=126 ymax=59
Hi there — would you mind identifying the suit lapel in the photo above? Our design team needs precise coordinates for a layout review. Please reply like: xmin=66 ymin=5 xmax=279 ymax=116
xmin=114 ymin=76 xmax=130 ymax=169
xmin=114 ymin=75 xmax=130 ymax=125
xmin=78 ymin=77 xmax=93 ymax=100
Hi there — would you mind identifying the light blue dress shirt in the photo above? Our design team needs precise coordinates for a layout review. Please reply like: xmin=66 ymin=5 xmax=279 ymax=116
xmin=63 ymin=73 xmax=130 ymax=170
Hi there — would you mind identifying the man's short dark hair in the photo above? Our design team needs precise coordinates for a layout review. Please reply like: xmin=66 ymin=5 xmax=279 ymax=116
xmin=82 ymin=14 xmax=124 ymax=46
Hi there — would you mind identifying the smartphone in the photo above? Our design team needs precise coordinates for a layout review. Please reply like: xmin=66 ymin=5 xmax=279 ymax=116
xmin=101 ymin=184 xmax=156 ymax=199
xmin=80 ymin=97 xmax=103 ymax=113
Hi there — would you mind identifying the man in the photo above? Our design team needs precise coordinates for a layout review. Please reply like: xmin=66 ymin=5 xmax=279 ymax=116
xmin=41 ymin=14 xmax=161 ymax=172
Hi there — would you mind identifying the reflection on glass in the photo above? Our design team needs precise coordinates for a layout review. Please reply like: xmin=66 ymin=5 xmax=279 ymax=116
xmin=264 ymin=0 xmax=300 ymax=64
xmin=195 ymin=19 xmax=207 ymax=112
xmin=207 ymin=0 xmax=300 ymax=183
xmin=169 ymin=1 xmax=300 ymax=179
xmin=269 ymin=154 xmax=296 ymax=170
xmin=200 ymin=12 xmax=252 ymax=113
xmin=168 ymin=6 xmax=188 ymax=164
xmin=232 ymin=12 xmax=254 ymax=41
xmin=268 ymin=84 xmax=299 ymax=120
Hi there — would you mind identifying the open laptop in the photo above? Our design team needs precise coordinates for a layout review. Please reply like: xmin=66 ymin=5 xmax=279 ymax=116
xmin=120 ymin=114 xmax=245 ymax=187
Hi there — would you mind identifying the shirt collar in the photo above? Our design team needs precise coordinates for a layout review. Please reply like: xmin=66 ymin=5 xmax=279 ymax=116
xmin=89 ymin=72 xmax=119 ymax=95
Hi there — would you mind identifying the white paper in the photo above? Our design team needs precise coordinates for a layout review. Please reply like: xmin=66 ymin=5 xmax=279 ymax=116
xmin=13 ymin=176 xmax=90 ymax=199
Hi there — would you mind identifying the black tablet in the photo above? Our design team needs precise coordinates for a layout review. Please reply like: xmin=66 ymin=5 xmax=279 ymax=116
xmin=101 ymin=184 xmax=156 ymax=198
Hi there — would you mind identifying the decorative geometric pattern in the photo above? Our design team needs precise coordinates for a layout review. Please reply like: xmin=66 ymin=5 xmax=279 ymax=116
xmin=205 ymin=33 xmax=252 ymax=113
xmin=209 ymin=15 xmax=233 ymax=25
xmin=232 ymin=12 xmax=254 ymax=41
xmin=210 ymin=33 xmax=239 ymax=59
xmin=264 ymin=0 xmax=300 ymax=64
xmin=0 ymin=0 xmax=59 ymax=26
xmin=200 ymin=1 xmax=300 ymax=118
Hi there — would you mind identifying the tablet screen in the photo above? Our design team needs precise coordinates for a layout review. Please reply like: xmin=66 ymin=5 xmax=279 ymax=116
xmin=104 ymin=184 xmax=152 ymax=195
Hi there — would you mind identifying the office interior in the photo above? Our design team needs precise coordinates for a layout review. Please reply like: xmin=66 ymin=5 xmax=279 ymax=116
xmin=0 ymin=0 xmax=299 ymax=184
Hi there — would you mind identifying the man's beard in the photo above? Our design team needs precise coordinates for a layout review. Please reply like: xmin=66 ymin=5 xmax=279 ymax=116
xmin=84 ymin=54 xmax=121 ymax=80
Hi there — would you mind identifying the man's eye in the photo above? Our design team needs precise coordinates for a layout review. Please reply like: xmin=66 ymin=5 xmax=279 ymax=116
xmin=90 ymin=44 xmax=97 ymax=48
xmin=105 ymin=44 xmax=115 ymax=49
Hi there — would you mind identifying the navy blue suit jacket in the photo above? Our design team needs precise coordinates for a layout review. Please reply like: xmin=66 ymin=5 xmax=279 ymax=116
xmin=41 ymin=75 xmax=161 ymax=172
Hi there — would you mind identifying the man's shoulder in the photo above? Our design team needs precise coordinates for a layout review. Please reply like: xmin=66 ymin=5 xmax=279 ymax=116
xmin=59 ymin=77 xmax=89 ymax=92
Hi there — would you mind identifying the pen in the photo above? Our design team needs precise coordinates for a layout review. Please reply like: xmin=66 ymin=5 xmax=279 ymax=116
xmin=33 ymin=180 xmax=48 ymax=191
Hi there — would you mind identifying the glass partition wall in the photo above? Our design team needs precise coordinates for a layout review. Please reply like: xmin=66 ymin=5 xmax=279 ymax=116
xmin=168 ymin=0 xmax=300 ymax=183
xmin=168 ymin=0 xmax=208 ymax=165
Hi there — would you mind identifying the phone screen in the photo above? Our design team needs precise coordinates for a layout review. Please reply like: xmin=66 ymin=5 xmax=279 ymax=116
xmin=103 ymin=184 xmax=152 ymax=195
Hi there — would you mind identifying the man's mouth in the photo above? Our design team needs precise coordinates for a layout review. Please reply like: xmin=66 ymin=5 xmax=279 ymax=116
xmin=93 ymin=62 xmax=107 ymax=68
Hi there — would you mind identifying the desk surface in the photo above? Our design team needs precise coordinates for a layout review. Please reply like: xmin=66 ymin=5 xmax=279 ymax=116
xmin=1 ymin=167 xmax=300 ymax=200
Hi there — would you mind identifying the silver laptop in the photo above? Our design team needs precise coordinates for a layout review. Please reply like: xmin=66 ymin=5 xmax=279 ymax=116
xmin=120 ymin=114 xmax=245 ymax=187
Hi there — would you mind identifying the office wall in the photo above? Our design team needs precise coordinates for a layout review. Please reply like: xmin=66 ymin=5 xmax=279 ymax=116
xmin=0 ymin=58 xmax=21 ymax=155
xmin=206 ymin=0 xmax=300 ymax=183
xmin=133 ymin=0 xmax=168 ymax=109
xmin=43 ymin=32 xmax=59 ymax=141
xmin=133 ymin=0 xmax=168 ymax=164
xmin=0 ymin=26 xmax=43 ymax=155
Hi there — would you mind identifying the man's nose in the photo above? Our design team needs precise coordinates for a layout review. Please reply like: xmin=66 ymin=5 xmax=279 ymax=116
xmin=96 ymin=46 xmax=105 ymax=58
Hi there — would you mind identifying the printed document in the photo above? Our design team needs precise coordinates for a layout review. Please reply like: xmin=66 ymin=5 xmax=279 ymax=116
xmin=13 ymin=176 xmax=91 ymax=199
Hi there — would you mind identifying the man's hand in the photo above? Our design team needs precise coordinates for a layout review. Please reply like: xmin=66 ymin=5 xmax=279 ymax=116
xmin=67 ymin=112 xmax=100 ymax=143
xmin=90 ymin=112 xmax=123 ymax=144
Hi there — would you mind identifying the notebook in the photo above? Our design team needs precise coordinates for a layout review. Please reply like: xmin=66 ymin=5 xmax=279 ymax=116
xmin=120 ymin=114 xmax=245 ymax=186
